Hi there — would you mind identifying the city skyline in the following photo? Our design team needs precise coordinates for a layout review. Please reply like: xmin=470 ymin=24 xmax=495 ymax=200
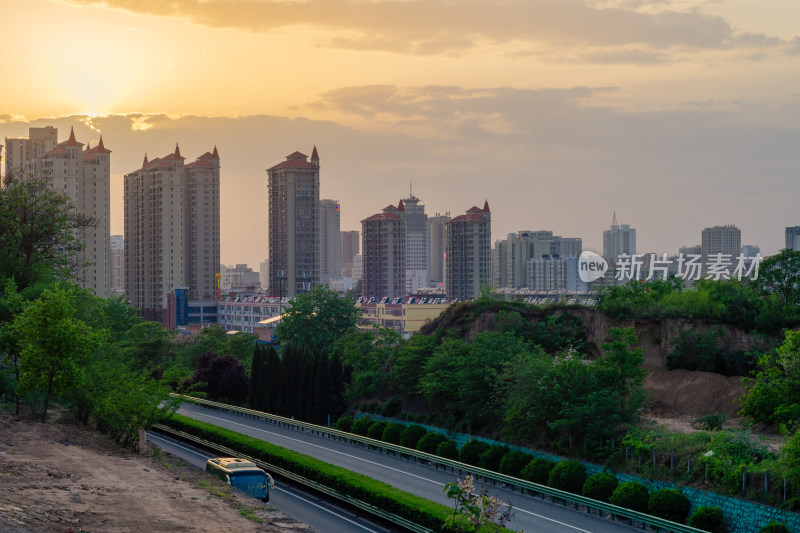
xmin=2 ymin=0 xmax=800 ymax=267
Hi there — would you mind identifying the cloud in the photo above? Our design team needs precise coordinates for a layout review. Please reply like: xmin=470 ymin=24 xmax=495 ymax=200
xmin=5 ymin=84 xmax=799 ymax=267
xmin=63 ymin=0 xmax=780 ymax=57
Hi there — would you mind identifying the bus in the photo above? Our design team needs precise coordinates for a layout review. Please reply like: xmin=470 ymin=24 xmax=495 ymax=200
xmin=205 ymin=457 xmax=274 ymax=502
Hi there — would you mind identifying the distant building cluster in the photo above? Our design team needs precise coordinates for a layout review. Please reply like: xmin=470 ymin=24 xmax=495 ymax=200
xmin=4 ymin=127 xmax=797 ymax=336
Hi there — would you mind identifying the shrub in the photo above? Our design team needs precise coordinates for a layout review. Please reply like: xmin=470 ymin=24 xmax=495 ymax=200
xmin=648 ymin=489 xmax=690 ymax=523
xmin=760 ymin=523 xmax=790 ymax=533
xmin=335 ymin=414 xmax=354 ymax=433
xmin=688 ymin=506 xmax=725 ymax=533
xmin=692 ymin=414 xmax=726 ymax=431
xmin=381 ymin=423 xmax=406 ymax=444
xmin=459 ymin=440 xmax=490 ymax=466
xmin=436 ymin=441 xmax=459 ymax=460
xmin=417 ymin=432 xmax=448 ymax=454
xmin=498 ymin=451 xmax=533 ymax=477
xmin=609 ymin=481 xmax=649 ymax=513
xmin=399 ymin=425 xmax=428 ymax=449
xmin=367 ymin=421 xmax=388 ymax=441
xmin=547 ymin=460 xmax=587 ymax=494
xmin=582 ymin=472 xmax=618 ymax=503
xmin=478 ymin=445 xmax=509 ymax=472
xmin=380 ymin=397 xmax=402 ymax=417
xmin=521 ymin=459 xmax=556 ymax=485
xmin=351 ymin=417 xmax=373 ymax=436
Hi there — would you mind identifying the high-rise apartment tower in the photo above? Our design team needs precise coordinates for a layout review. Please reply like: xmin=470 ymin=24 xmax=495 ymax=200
xmin=124 ymin=145 xmax=220 ymax=323
xmin=267 ymin=148 xmax=320 ymax=298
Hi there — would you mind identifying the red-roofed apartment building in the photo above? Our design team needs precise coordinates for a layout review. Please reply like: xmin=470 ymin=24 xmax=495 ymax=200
xmin=124 ymin=145 xmax=220 ymax=326
xmin=446 ymin=201 xmax=492 ymax=301
xmin=4 ymin=126 xmax=112 ymax=297
xmin=361 ymin=202 xmax=407 ymax=299
xmin=267 ymin=148 xmax=321 ymax=298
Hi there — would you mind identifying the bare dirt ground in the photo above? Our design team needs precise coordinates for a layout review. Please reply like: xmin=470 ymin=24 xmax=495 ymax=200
xmin=0 ymin=406 xmax=310 ymax=533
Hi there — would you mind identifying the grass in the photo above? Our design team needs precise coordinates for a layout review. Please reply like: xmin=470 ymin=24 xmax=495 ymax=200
xmin=196 ymin=478 xmax=232 ymax=499
xmin=237 ymin=506 xmax=264 ymax=522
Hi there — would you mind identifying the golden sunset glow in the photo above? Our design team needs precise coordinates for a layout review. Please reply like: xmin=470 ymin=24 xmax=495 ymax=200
xmin=2 ymin=0 xmax=800 ymax=267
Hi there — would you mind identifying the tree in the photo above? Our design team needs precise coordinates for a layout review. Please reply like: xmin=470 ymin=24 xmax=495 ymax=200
xmin=758 ymin=249 xmax=800 ymax=309
xmin=12 ymin=284 xmax=106 ymax=421
xmin=0 ymin=171 xmax=94 ymax=289
xmin=191 ymin=351 xmax=249 ymax=405
xmin=275 ymin=285 xmax=361 ymax=355
xmin=741 ymin=329 xmax=800 ymax=427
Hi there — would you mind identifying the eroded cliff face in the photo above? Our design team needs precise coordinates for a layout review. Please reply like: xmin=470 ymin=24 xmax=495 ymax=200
xmin=461 ymin=306 xmax=757 ymax=416
xmin=557 ymin=307 xmax=764 ymax=369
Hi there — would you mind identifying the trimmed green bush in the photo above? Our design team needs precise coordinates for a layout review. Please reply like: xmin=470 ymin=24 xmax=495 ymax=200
xmin=648 ymin=489 xmax=690 ymax=523
xmin=688 ymin=506 xmax=725 ymax=533
xmin=582 ymin=472 xmax=618 ymax=503
xmin=478 ymin=445 xmax=509 ymax=472
xmin=367 ymin=421 xmax=388 ymax=441
xmin=436 ymin=440 xmax=459 ymax=460
xmin=521 ymin=459 xmax=556 ymax=485
xmin=498 ymin=451 xmax=533 ymax=477
xmin=609 ymin=481 xmax=650 ymax=513
xmin=547 ymin=460 xmax=586 ymax=494
xmin=459 ymin=440 xmax=490 ymax=466
xmin=381 ymin=422 xmax=406 ymax=444
xmin=416 ymin=432 xmax=447 ymax=454
xmin=399 ymin=425 xmax=428 ymax=449
xmin=760 ymin=522 xmax=790 ymax=533
xmin=335 ymin=414 xmax=354 ymax=433
xmin=350 ymin=417 xmax=373 ymax=436
xmin=162 ymin=414 xmax=452 ymax=531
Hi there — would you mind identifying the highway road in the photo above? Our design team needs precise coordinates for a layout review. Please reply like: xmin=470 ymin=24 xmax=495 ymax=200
xmin=147 ymin=430 xmax=392 ymax=533
xmin=176 ymin=403 xmax=638 ymax=533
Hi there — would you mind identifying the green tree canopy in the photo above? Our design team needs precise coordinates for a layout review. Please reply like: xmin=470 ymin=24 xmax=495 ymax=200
xmin=0 ymin=171 xmax=94 ymax=288
xmin=758 ymin=249 xmax=800 ymax=309
xmin=12 ymin=284 xmax=106 ymax=421
xmin=276 ymin=285 xmax=361 ymax=355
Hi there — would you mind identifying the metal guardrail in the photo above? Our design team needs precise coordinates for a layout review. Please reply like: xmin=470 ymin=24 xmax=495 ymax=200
xmin=171 ymin=394 xmax=707 ymax=533
xmin=152 ymin=424 xmax=433 ymax=533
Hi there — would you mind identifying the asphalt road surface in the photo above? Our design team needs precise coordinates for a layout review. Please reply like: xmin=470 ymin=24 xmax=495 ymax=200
xmin=147 ymin=430 xmax=393 ymax=533
xmin=176 ymin=403 xmax=639 ymax=533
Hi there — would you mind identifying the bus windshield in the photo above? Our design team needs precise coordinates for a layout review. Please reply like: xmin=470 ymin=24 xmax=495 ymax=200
xmin=230 ymin=473 xmax=267 ymax=500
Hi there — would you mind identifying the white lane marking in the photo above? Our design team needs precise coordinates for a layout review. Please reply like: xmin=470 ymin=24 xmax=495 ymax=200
xmin=512 ymin=506 xmax=592 ymax=532
xmin=148 ymin=433 xmax=210 ymax=460
xmin=179 ymin=408 xmax=444 ymax=486
xmin=274 ymin=487 xmax=381 ymax=533
xmin=180 ymin=407 xmax=605 ymax=533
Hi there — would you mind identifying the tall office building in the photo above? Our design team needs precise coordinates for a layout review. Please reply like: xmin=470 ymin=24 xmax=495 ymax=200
xmin=124 ymin=144 xmax=220 ymax=324
xmin=340 ymin=230 xmax=360 ymax=277
xmin=402 ymin=193 xmax=429 ymax=291
xmin=428 ymin=213 xmax=450 ymax=287
xmin=259 ymin=259 xmax=269 ymax=291
xmin=701 ymin=225 xmax=741 ymax=258
xmin=319 ymin=199 xmax=341 ymax=286
xmin=267 ymin=148 xmax=320 ymax=298
xmin=362 ymin=202 xmax=406 ymax=298
xmin=786 ymin=227 xmax=800 ymax=251
xmin=603 ymin=212 xmax=636 ymax=264
xmin=446 ymin=202 xmax=491 ymax=300
xmin=5 ymin=127 xmax=111 ymax=296
xmin=110 ymin=235 xmax=125 ymax=296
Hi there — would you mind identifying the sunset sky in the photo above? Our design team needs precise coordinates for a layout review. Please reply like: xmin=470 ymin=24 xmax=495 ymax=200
xmin=2 ymin=0 xmax=799 ymax=268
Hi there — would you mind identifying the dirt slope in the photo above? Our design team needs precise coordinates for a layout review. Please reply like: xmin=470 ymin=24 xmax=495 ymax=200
xmin=0 ymin=407 xmax=309 ymax=533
